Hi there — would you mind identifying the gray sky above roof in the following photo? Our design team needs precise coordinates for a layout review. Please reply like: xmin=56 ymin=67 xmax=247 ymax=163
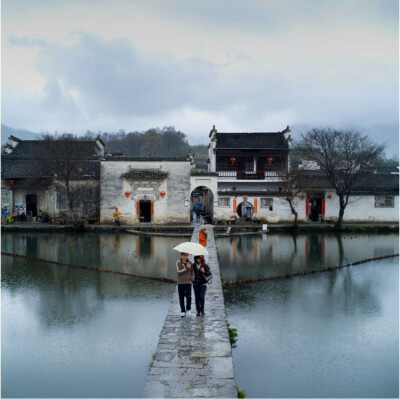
xmin=2 ymin=0 xmax=398 ymax=156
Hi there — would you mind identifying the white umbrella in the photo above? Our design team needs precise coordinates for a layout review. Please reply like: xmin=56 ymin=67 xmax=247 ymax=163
xmin=173 ymin=242 xmax=209 ymax=255
xmin=201 ymin=224 xmax=214 ymax=229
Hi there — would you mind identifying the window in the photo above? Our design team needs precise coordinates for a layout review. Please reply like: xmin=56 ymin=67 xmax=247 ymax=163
xmin=261 ymin=198 xmax=273 ymax=208
xmin=375 ymin=196 xmax=394 ymax=208
xmin=218 ymin=197 xmax=230 ymax=207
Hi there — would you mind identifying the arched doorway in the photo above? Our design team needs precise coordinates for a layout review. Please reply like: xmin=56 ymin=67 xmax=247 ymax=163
xmin=190 ymin=186 xmax=214 ymax=223
xmin=237 ymin=200 xmax=253 ymax=221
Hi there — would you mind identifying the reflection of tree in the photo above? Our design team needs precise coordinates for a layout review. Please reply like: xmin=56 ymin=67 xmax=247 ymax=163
xmin=334 ymin=232 xmax=345 ymax=265
xmin=323 ymin=266 xmax=381 ymax=316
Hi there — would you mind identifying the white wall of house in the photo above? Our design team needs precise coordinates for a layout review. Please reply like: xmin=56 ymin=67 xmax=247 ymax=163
xmin=214 ymin=194 xmax=308 ymax=223
xmin=213 ymin=192 xmax=398 ymax=223
xmin=100 ymin=160 xmax=191 ymax=224
xmin=324 ymin=193 xmax=399 ymax=222
xmin=9 ymin=188 xmax=50 ymax=217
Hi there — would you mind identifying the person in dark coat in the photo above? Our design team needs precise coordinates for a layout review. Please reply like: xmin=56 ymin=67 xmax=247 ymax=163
xmin=192 ymin=255 xmax=211 ymax=316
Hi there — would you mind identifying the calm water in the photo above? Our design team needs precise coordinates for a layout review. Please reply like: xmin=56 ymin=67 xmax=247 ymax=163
xmin=1 ymin=231 xmax=185 ymax=280
xmin=224 ymin=258 xmax=399 ymax=398
xmin=1 ymin=232 xmax=181 ymax=398
xmin=217 ymin=232 xmax=399 ymax=282
xmin=2 ymin=231 xmax=399 ymax=398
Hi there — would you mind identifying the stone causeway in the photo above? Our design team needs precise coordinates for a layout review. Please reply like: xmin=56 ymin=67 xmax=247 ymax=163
xmin=143 ymin=226 xmax=237 ymax=398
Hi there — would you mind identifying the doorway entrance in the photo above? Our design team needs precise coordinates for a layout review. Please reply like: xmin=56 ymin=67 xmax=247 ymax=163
xmin=139 ymin=200 xmax=152 ymax=223
xmin=26 ymin=194 xmax=37 ymax=218
xmin=237 ymin=201 xmax=254 ymax=221
xmin=190 ymin=186 xmax=214 ymax=223
xmin=307 ymin=194 xmax=324 ymax=222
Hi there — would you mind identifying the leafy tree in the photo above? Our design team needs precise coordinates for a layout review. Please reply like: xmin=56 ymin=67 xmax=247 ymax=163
xmin=297 ymin=128 xmax=385 ymax=228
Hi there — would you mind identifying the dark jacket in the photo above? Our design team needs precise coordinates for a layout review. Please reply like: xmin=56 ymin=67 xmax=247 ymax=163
xmin=192 ymin=262 xmax=211 ymax=285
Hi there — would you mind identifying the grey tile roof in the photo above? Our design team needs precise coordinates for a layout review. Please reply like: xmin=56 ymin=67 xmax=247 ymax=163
xmin=298 ymin=171 xmax=399 ymax=194
xmin=2 ymin=139 xmax=101 ymax=179
xmin=215 ymin=132 xmax=289 ymax=150
xmin=4 ymin=140 xmax=101 ymax=159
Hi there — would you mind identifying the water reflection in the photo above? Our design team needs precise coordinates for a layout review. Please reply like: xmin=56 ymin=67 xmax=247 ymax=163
xmin=2 ymin=255 xmax=174 ymax=398
xmin=1 ymin=232 xmax=186 ymax=280
xmin=217 ymin=232 xmax=399 ymax=282
xmin=225 ymin=259 xmax=399 ymax=398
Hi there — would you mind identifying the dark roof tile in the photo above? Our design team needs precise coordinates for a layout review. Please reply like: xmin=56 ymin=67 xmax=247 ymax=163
xmin=216 ymin=132 xmax=289 ymax=150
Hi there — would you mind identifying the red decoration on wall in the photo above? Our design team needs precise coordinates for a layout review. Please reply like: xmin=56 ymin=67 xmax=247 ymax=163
xmin=230 ymin=157 xmax=237 ymax=165
xmin=125 ymin=190 xmax=131 ymax=197
xmin=160 ymin=190 xmax=166 ymax=197
xmin=267 ymin=156 xmax=274 ymax=164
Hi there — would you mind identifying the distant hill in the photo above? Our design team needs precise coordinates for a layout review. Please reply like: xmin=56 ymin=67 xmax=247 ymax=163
xmin=1 ymin=124 xmax=41 ymax=144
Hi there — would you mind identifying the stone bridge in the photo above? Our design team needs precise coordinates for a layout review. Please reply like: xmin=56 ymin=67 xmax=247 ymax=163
xmin=143 ymin=226 xmax=237 ymax=398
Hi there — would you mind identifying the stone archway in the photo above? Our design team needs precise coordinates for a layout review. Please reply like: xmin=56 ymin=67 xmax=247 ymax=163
xmin=237 ymin=200 xmax=253 ymax=221
xmin=190 ymin=186 xmax=214 ymax=223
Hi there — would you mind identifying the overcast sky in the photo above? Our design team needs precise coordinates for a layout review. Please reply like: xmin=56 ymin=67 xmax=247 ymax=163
xmin=2 ymin=0 xmax=399 ymax=155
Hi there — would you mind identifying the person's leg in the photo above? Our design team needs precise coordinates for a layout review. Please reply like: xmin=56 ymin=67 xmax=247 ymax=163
xmin=178 ymin=285 xmax=186 ymax=313
xmin=184 ymin=284 xmax=192 ymax=311
xmin=193 ymin=285 xmax=201 ymax=313
xmin=200 ymin=285 xmax=207 ymax=314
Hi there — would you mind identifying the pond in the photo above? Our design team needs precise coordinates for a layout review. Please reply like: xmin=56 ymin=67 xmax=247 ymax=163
xmin=1 ymin=232 xmax=183 ymax=398
xmin=217 ymin=232 xmax=399 ymax=282
xmin=219 ymin=233 xmax=399 ymax=398
xmin=2 ymin=231 xmax=399 ymax=398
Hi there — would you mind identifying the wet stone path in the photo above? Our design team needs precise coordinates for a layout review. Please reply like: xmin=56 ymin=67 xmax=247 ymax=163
xmin=143 ymin=227 xmax=237 ymax=398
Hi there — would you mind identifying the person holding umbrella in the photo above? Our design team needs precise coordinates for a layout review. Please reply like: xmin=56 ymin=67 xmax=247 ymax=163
xmin=173 ymin=242 xmax=208 ymax=317
xmin=192 ymin=255 xmax=211 ymax=316
xmin=176 ymin=252 xmax=194 ymax=317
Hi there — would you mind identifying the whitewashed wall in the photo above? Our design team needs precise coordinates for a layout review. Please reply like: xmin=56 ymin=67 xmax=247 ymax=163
xmin=100 ymin=160 xmax=191 ymax=224
xmin=324 ymin=194 xmax=399 ymax=222
xmin=214 ymin=195 xmax=308 ymax=223
xmin=214 ymin=193 xmax=398 ymax=223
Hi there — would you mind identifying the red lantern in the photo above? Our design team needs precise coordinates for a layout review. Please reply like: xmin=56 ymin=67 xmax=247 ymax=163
xmin=125 ymin=190 xmax=131 ymax=197
xmin=267 ymin=156 xmax=274 ymax=164
xmin=243 ymin=194 xmax=248 ymax=200
xmin=160 ymin=190 xmax=166 ymax=197
xmin=230 ymin=157 xmax=237 ymax=165
xmin=9 ymin=179 xmax=15 ymax=185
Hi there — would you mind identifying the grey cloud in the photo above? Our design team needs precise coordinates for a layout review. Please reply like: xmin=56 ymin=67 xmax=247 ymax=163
xmin=150 ymin=0 xmax=398 ymax=34
xmin=35 ymin=32 xmax=218 ymax=118
xmin=7 ymin=36 xmax=47 ymax=47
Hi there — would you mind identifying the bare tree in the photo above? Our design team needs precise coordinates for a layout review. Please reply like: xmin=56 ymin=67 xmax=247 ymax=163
xmin=297 ymin=128 xmax=385 ymax=228
xmin=41 ymin=134 xmax=100 ymax=223
xmin=277 ymin=168 xmax=305 ymax=229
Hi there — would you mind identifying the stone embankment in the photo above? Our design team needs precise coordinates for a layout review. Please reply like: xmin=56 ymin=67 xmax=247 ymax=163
xmin=143 ymin=227 xmax=237 ymax=398
xmin=2 ymin=221 xmax=398 ymax=233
